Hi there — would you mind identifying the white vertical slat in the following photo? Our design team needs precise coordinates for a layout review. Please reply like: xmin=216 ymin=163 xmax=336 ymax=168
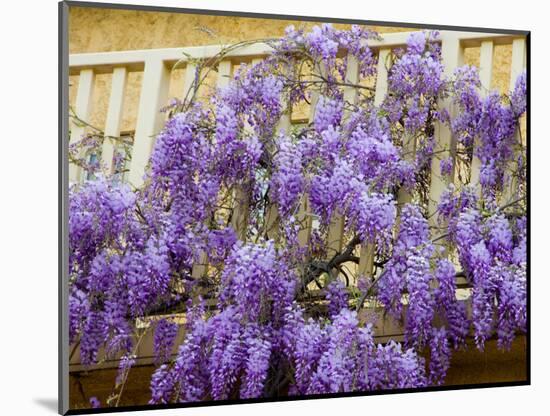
xmin=392 ymin=45 xmax=413 ymax=206
xmin=479 ymin=40 xmax=494 ymax=93
xmin=216 ymin=59 xmax=247 ymax=241
xmin=501 ymin=38 xmax=527 ymax=204
xmin=374 ymin=48 xmax=390 ymax=106
xmin=182 ymin=62 xmax=197 ymax=100
xmin=470 ymin=40 xmax=494 ymax=187
xmin=325 ymin=55 xmax=360 ymax=260
xmin=509 ymin=38 xmax=527 ymax=91
xmin=128 ymin=58 xmax=171 ymax=187
xmin=296 ymin=60 xmax=329 ymax=250
xmin=101 ymin=67 xmax=128 ymax=176
xmin=276 ymin=111 xmax=291 ymax=133
xmin=229 ymin=192 xmax=251 ymax=240
xmin=216 ymin=60 xmax=232 ymax=89
xmin=265 ymin=174 xmax=282 ymax=239
xmin=230 ymin=59 xmax=262 ymax=241
xmin=69 ymin=68 xmax=96 ymax=183
xmin=192 ymin=59 xmax=235 ymax=279
xmin=376 ymin=42 xmax=415 ymax=211
xmin=250 ymin=57 xmax=283 ymax=241
xmin=266 ymin=57 xmax=290 ymax=241
xmin=428 ymin=35 xmax=464 ymax=223
xmin=296 ymin=198 xmax=312 ymax=248
xmin=359 ymin=49 xmax=390 ymax=278
xmin=308 ymin=65 xmax=323 ymax=115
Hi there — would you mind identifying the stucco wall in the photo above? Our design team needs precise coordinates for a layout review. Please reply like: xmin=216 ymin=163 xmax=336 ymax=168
xmin=68 ymin=7 xmax=412 ymax=53
xmin=68 ymin=6 xmax=516 ymax=134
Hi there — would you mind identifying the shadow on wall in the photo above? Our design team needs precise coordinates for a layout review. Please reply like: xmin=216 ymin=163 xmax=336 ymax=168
xmin=33 ymin=398 xmax=58 ymax=413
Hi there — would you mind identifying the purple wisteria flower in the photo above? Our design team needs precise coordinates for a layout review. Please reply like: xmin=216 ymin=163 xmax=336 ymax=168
xmin=325 ymin=280 xmax=348 ymax=317
xmin=89 ymin=397 xmax=101 ymax=409
xmin=240 ymin=330 xmax=272 ymax=399
xmin=153 ymin=319 xmax=179 ymax=364
xmin=378 ymin=204 xmax=432 ymax=319
xmin=314 ymin=96 xmax=343 ymax=133
xmin=428 ymin=327 xmax=451 ymax=385
xmin=270 ymin=134 xmax=304 ymax=217
xmin=348 ymin=191 xmax=396 ymax=244
xmin=440 ymin=157 xmax=453 ymax=177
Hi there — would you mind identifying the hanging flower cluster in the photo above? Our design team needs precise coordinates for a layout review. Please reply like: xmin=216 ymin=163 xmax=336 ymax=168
xmin=451 ymin=66 xmax=527 ymax=200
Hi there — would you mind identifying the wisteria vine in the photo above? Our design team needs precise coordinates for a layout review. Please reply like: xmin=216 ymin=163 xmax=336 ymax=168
xmin=68 ymin=25 xmax=527 ymax=408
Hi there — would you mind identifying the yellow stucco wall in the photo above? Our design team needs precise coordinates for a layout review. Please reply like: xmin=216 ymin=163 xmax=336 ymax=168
xmin=68 ymin=6 xmax=516 ymax=134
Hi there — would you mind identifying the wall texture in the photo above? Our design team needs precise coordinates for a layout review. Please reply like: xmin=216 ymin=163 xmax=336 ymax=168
xmin=68 ymin=7 xmax=412 ymax=53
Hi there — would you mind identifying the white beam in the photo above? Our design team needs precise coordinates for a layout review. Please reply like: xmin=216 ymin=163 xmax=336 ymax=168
xmin=470 ymin=40 xmax=494 ymax=188
xmin=428 ymin=35 xmax=464 ymax=223
xmin=509 ymin=38 xmax=526 ymax=91
xmin=374 ymin=48 xmax=390 ymax=106
xmin=69 ymin=68 xmax=95 ymax=183
xmin=128 ymin=59 xmax=171 ymax=187
xmin=102 ymin=67 xmax=128 ymax=176
xmin=502 ymin=38 xmax=527 ymax=204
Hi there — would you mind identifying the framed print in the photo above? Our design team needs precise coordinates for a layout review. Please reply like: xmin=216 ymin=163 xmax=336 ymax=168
xmin=59 ymin=1 xmax=530 ymax=414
